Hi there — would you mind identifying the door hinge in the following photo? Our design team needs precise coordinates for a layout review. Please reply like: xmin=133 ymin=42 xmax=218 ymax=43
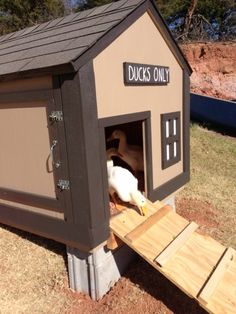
xmin=57 ymin=179 xmax=70 ymax=190
xmin=49 ymin=111 xmax=63 ymax=122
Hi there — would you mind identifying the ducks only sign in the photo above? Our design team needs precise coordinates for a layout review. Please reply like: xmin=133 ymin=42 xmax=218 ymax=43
xmin=124 ymin=62 xmax=170 ymax=85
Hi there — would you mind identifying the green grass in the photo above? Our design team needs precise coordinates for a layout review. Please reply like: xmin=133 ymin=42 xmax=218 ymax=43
xmin=179 ymin=123 xmax=236 ymax=245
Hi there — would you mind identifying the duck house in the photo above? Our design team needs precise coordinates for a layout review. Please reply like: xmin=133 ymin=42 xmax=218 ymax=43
xmin=0 ymin=0 xmax=192 ymax=300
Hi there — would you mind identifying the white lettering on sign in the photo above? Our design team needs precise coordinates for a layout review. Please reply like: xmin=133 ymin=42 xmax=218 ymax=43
xmin=124 ymin=62 xmax=170 ymax=85
xmin=128 ymin=65 xmax=151 ymax=82
xmin=153 ymin=67 xmax=170 ymax=83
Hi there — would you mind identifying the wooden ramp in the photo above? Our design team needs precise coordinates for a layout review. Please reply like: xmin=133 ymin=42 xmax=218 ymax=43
xmin=110 ymin=201 xmax=236 ymax=314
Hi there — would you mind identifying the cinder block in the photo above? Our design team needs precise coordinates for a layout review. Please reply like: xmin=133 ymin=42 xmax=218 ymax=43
xmin=163 ymin=195 xmax=176 ymax=212
xmin=67 ymin=244 xmax=137 ymax=300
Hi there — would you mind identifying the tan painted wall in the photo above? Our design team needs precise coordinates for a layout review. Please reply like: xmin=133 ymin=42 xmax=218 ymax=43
xmin=94 ymin=12 xmax=183 ymax=189
xmin=0 ymin=76 xmax=52 ymax=94
xmin=0 ymin=102 xmax=56 ymax=198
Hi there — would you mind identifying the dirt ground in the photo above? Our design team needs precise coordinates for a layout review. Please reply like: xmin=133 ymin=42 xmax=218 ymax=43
xmin=180 ymin=42 xmax=236 ymax=100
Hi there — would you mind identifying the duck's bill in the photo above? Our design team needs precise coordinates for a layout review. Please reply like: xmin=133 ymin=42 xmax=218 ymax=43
xmin=141 ymin=205 xmax=148 ymax=216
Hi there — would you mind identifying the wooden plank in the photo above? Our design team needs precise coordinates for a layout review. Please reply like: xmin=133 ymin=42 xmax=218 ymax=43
xmin=162 ymin=232 xmax=225 ymax=299
xmin=155 ymin=221 xmax=198 ymax=267
xmin=198 ymin=247 xmax=235 ymax=305
xmin=204 ymin=251 xmax=236 ymax=314
xmin=110 ymin=202 xmax=190 ymax=262
xmin=125 ymin=204 xmax=172 ymax=243
xmin=110 ymin=204 xmax=224 ymax=298
xmin=0 ymin=89 xmax=53 ymax=104
xmin=111 ymin=201 xmax=236 ymax=313
xmin=0 ymin=187 xmax=61 ymax=212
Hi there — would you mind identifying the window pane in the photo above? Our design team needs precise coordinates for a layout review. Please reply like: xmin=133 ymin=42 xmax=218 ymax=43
xmin=173 ymin=119 xmax=177 ymax=135
xmin=166 ymin=144 xmax=170 ymax=160
xmin=166 ymin=120 xmax=169 ymax=138
xmin=174 ymin=141 xmax=177 ymax=157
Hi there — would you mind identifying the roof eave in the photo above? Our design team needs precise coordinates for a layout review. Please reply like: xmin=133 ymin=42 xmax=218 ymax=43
xmin=0 ymin=62 xmax=75 ymax=82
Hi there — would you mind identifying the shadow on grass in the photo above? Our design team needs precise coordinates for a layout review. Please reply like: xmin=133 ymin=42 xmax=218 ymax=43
xmin=124 ymin=257 xmax=207 ymax=314
xmin=0 ymin=222 xmax=67 ymax=263
xmin=191 ymin=119 xmax=236 ymax=138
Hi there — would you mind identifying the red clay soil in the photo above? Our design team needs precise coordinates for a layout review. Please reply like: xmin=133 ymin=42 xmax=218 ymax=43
xmin=66 ymin=260 xmax=206 ymax=314
xmin=180 ymin=42 xmax=236 ymax=100
xmin=176 ymin=197 xmax=220 ymax=238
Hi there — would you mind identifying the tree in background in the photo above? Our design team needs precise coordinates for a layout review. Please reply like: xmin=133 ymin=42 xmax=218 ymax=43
xmin=183 ymin=0 xmax=198 ymax=37
xmin=0 ymin=0 xmax=65 ymax=35
xmin=156 ymin=0 xmax=236 ymax=40
xmin=76 ymin=0 xmax=115 ymax=10
xmin=0 ymin=0 xmax=235 ymax=40
xmin=195 ymin=0 xmax=236 ymax=40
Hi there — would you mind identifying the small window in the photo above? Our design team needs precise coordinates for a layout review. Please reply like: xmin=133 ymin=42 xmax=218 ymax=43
xmin=161 ymin=112 xmax=181 ymax=169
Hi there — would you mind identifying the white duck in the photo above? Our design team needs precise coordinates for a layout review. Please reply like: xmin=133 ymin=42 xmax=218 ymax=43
xmin=107 ymin=129 xmax=144 ymax=173
xmin=106 ymin=148 xmax=147 ymax=216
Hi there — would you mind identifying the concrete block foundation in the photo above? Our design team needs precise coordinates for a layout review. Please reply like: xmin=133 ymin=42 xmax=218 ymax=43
xmin=67 ymin=244 xmax=137 ymax=300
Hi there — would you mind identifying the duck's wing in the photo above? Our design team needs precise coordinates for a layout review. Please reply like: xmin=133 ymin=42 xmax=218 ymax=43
xmin=109 ymin=166 xmax=138 ymax=202
xmin=110 ymin=166 xmax=138 ymax=187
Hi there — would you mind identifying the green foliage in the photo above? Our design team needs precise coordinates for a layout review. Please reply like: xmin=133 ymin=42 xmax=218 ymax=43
xmin=196 ymin=0 xmax=234 ymax=22
xmin=0 ymin=0 xmax=65 ymax=35
xmin=76 ymin=0 xmax=113 ymax=10
xmin=195 ymin=0 xmax=236 ymax=39
xmin=155 ymin=0 xmax=189 ymax=22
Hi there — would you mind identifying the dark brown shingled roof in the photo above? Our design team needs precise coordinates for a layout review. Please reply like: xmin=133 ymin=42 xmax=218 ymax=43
xmin=0 ymin=0 xmax=191 ymax=79
xmin=0 ymin=0 xmax=145 ymax=78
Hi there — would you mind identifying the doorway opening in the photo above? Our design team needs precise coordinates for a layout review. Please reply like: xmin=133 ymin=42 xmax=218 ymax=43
xmin=105 ymin=120 xmax=146 ymax=196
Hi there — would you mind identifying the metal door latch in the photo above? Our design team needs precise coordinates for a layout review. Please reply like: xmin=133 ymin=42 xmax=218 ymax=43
xmin=50 ymin=140 xmax=61 ymax=168
xmin=57 ymin=180 xmax=70 ymax=190
xmin=49 ymin=111 xmax=63 ymax=122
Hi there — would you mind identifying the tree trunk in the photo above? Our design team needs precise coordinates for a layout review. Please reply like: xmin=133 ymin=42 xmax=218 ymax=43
xmin=183 ymin=0 xmax=198 ymax=37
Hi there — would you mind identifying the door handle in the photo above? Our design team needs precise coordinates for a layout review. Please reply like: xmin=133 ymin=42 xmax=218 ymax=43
xmin=50 ymin=140 xmax=60 ymax=169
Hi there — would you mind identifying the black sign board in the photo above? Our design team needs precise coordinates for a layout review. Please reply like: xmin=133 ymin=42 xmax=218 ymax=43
xmin=124 ymin=62 xmax=170 ymax=85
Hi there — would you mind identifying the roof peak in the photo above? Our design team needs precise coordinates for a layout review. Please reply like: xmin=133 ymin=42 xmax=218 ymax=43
xmin=0 ymin=0 xmax=191 ymax=80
